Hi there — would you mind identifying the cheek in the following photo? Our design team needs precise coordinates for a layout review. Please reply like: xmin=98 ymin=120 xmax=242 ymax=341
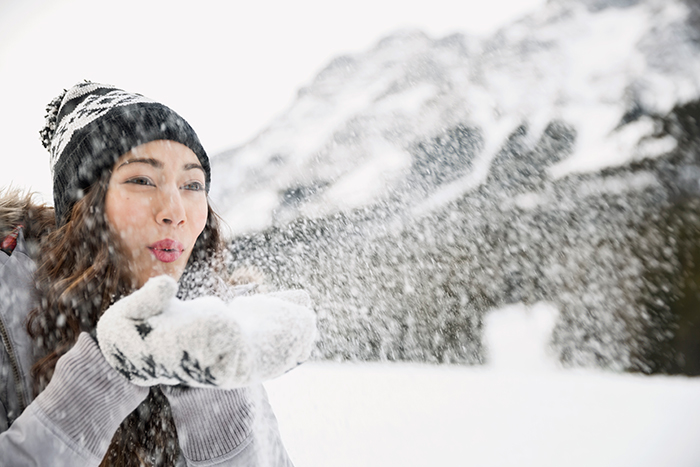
xmin=183 ymin=198 xmax=209 ymax=244
xmin=105 ymin=189 xmax=124 ymax=231
xmin=105 ymin=190 xmax=147 ymax=242
xmin=192 ymin=201 xmax=209 ymax=237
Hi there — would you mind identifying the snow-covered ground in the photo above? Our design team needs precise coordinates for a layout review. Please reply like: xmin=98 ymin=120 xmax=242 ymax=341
xmin=267 ymin=362 xmax=700 ymax=467
xmin=266 ymin=303 xmax=700 ymax=467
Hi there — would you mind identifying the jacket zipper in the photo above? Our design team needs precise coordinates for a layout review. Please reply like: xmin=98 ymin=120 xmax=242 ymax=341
xmin=0 ymin=315 xmax=27 ymax=415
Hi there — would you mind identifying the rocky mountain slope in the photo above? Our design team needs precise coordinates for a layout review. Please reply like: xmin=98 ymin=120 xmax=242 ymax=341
xmin=211 ymin=0 xmax=700 ymax=373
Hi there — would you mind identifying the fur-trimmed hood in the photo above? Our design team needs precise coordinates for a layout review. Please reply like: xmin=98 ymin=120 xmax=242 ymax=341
xmin=0 ymin=188 xmax=55 ymax=259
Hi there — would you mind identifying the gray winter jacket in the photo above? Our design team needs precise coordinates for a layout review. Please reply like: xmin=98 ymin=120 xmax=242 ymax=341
xmin=0 ymin=233 xmax=293 ymax=466
xmin=0 ymin=231 xmax=35 ymax=434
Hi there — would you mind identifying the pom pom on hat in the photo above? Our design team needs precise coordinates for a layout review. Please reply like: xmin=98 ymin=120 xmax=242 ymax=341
xmin=39 ymin=88 xmax=68 ymax=151
xmin=40 ymin=82 xmax=210 ymax=225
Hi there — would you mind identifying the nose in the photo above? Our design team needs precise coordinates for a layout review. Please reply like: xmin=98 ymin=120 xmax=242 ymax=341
xmin=156 ymin=188 xmax=186 ymax=226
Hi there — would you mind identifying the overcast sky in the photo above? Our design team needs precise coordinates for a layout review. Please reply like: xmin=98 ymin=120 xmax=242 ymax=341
xmin=0 ymin=0 xmax=545 ymax=202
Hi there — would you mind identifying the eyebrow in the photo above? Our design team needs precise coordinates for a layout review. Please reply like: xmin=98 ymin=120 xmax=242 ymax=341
xmin=117 ymin=158 xmax=162 ymax=169
xmin=184 ymin=163 xmax=206 ymax=174
xmin=117 ymin=158 xmax=205 ymax=174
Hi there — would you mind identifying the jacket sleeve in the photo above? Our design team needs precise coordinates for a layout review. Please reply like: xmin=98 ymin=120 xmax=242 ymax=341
xmin=163 ymin=384 xmax=294 ymax=467
xmin=0 ymin=333 xmax=149 ymax=467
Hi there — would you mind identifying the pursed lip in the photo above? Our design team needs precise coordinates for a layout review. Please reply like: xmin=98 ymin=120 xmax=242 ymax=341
xmin=148 ymin=239 xmax=185 ymax=263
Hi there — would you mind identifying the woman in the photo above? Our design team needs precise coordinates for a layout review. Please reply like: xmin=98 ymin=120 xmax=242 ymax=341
xmin=0 ymin=82 xmax=315 ymax=466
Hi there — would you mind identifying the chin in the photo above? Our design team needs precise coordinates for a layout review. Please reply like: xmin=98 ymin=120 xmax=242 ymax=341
xmin=132 ymin=255 xmax=190 ymax=287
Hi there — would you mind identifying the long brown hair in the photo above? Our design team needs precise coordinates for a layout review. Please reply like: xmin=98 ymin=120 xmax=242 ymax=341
xmin=26 ymin=170 xmax=225 ymax=466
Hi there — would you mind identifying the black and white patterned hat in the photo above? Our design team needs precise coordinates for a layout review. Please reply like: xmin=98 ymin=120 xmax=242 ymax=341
xmin=40 ymin=82 xmax=211 ymax=225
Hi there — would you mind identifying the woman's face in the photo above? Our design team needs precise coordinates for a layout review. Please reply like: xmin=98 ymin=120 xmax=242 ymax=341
xmin=105 ymin=140 xmax=208 ymax=288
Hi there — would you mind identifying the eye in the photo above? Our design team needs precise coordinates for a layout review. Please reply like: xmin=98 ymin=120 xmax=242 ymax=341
xmin=183 ymin=181 xmax=205 ymax=192
xmin=125 ymin=176 xmax=155 ymax=187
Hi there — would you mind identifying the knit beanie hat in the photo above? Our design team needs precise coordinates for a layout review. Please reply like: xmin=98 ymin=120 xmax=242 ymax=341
xmin=40 ymin=82 xmax=211 ymax=225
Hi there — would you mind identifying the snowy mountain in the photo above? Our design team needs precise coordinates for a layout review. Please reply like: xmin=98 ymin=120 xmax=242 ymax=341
xmin=210 ymin=0 xmax=700 ymax=374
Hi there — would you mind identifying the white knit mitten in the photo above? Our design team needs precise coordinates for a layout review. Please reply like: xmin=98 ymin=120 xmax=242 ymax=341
xmin=95 ymin=275 xmax=317 ymax=389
